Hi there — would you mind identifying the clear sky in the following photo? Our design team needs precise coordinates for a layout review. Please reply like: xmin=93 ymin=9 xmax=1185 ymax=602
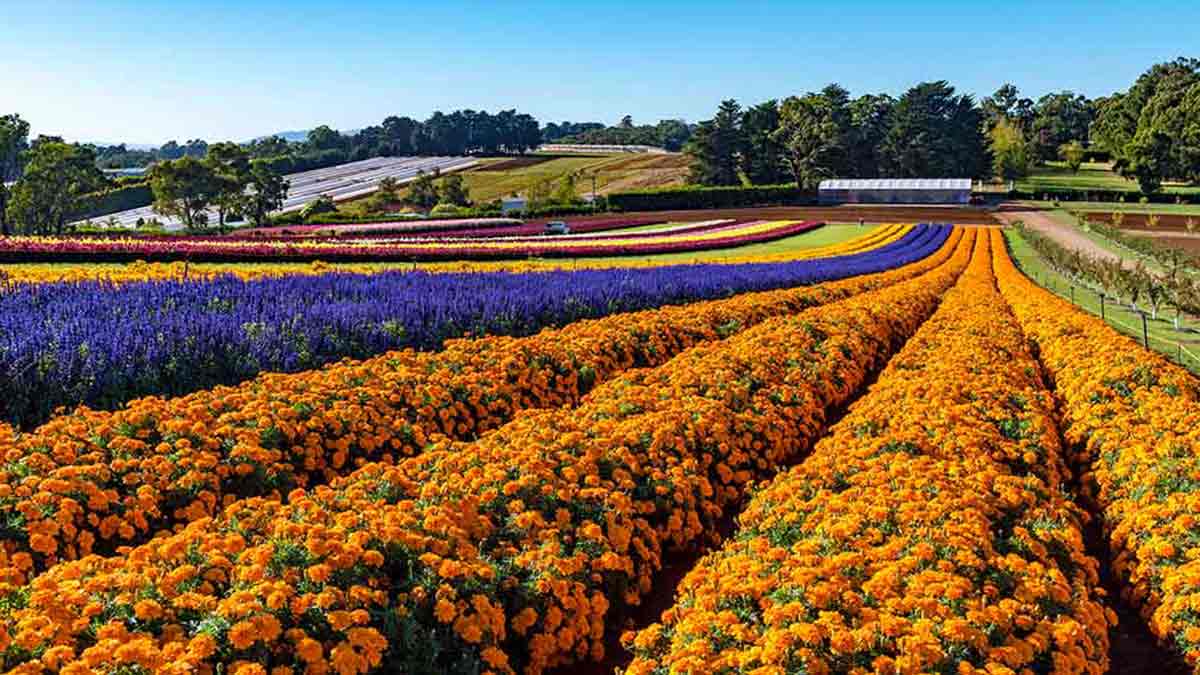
xmin=4 ymin=0 xmax=1196 ymax=145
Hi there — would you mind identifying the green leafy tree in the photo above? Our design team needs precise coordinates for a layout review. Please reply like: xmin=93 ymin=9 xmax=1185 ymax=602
xmin=439 ymin=173 xmax=470 ymax=206
xmin=205 ymin=142 xmax=252 ymax=228
xmin=0 ymin=114 xmax=30 ymax=235
xmin=653 ymin=119 xmax=693 ymax=151
xmin=1030 ymin=91 xmax=1094 ymax=161
xmin=525 ymin=178 xmax=555 ymax=210
xmin=981 ymin=84 xmax=1035 ymax=130
xmin=1059 ymin=140 xmax=1086 ymax=173
xmin=1093 ymin=58 xmax=1200 ymax=192
xmin=552 ymin=172 xmax=579 ymax=204
xmin=299 ymin=195 xmax=337 ymax=221
xmin=306 ymin=125 xmax=343 ymax=152
xmin=773 ymin=93 xmax=843 ymax=190
xmin=148 ymin=156 xmax=219 ymax=231
xmin=363 ymin=176 xmax=401 ymax=213
xmin=990 ymin=118 xmax=1033 ymax=180
xmin=245 ymin=162 xmax=289 ymax=227
xmin=376 ymin=176 xmax=400 ymax=201
xmin=6 ymin=141 xmax=105 ymax=235
xmin=406 ymin=170 xmax=439 ymax=209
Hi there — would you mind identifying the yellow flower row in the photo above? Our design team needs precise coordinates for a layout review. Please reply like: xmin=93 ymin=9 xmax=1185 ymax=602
xmin=0 ymin=231 xmax=973 ymax=674
xmin=0 ymin=226 xmax=955 ymax=589
xmin=993 ymin=228 xmax=1200 ymax=665
xmin=0 ymin=224 xmax=909 ymax=284
xmin=625 ymin=228 xmax=1112 ymax=675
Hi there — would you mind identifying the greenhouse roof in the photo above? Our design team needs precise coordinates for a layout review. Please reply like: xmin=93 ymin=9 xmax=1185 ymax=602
xmin=818 ymin=179 xmax=972 ymax=191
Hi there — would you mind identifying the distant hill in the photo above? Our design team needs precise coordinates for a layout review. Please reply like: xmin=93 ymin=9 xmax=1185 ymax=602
xmin=80 ymin=141 xmax=159 ymax=151
xmin=259 ymin=130 xmax=311 ymax=143
xmin=255 ymin=128 xmax=362 ymax=144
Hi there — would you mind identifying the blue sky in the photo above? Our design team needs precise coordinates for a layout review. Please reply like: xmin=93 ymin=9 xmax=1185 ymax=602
xmin=4 ymin=0 xmax=1196 ymax=145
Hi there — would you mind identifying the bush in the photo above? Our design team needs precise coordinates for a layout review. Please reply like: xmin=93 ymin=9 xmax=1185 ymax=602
xmin=1003 ymin=187 xmax=1197 ymax=204
xmin=299 ymin=195 xmax=337 ymax=221
xmin=429 ymin=203 xmax=464 ymax=217
xmin=74 ymin=182 xmax=154 ymax=220
xmin=607 ymin=184 xmax=811 ymax=211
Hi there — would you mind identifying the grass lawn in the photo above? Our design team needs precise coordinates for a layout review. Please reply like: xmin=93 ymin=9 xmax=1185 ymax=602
xmin=1004 ymin=228 xmax=1200 ymax=373
xmin=1017 ymin=161 xmax=1200 ymax=196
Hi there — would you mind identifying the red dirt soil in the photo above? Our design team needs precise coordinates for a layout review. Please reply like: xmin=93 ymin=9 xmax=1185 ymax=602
xmin=1083 ymin=212 xmax=1200 ymax=231
xmin=586 ymin=205 xmax=999 ymax=226
xmin=469 ymin=156 xmax=556 ymax=171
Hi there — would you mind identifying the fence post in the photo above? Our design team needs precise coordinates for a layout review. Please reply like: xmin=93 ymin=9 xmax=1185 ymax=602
xmin=1070 ymin=286 xmax=1075 ymax=304
xmin=1100 ymin=293 xmax=1106 ymax=321
xmin=1142 ymin=313 xmax=1150 ymax=349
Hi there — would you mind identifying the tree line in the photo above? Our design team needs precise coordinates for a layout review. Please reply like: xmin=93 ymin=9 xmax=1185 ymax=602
xmin=0 ymin=116 xmax=290 ymax=234
xmin=981 ymin=83 xmax=1095 ymax=180
xmin=1091 ymin=58 xmax=1200 ymax=193
xmin=543 ymin=116 xmax=694 ymax=151
xmin=93 ymin=139 xmax=211 ymax=169
xmin=91 ymin=108 xmax=546 ymax=171
xmin=145 ymin=144 xmax=289 ymax=231
xmin=683 ymin=82 xmax=990 ymax=189
xmin=681 ymin=63 xmax=1200 ymax=191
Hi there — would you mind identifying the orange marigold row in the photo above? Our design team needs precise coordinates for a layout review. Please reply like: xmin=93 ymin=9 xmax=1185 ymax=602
xmin=0 ymin=228 xmax=962 ymax=586
xmin=0 ymin=231 xmax=975 ymax=674
xmin=994 ymin=228 xmax=1200 ymax=665
xmin=624 ymin=230 xmax=1112 ymax=675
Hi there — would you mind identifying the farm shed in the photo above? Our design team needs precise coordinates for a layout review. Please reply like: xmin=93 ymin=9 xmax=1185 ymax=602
xmin=818 ymin=178 xmax=972 ymax=205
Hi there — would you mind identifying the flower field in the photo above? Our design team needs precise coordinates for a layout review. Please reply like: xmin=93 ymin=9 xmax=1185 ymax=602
xmin=0 ymin=223 xmax=911 ymax=284
xmin=0 ymin=224 xmax=940 ymax=427
xmin=624 ymin=229 xmax=1111 ymax=674
xmin=994 ymin=238 xmax=1200 ymax=666
xmin=0 ymin=219 xmax=819 ymax=263
xmin=1 ymin=223 xmax=1198 ymax=674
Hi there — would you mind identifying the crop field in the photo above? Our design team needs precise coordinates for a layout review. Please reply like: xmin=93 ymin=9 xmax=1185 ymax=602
xmin=1 ymin=218 xmax=1198 ymax=675
xmin=460 ymin=153 xmax=689 ymax=201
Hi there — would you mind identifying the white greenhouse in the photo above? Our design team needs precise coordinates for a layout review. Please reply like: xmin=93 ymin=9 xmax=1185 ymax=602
xmin=818 ymin=178 xmax=973 ymax=205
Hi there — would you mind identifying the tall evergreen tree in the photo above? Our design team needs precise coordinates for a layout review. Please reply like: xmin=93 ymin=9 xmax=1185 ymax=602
xmin=880 ymin=81 xmax=990 ymax=179
xmin=740 ymin=100 xmax=788 ymax=184
xmin=684 ymin=99 xmax=745 ymax=185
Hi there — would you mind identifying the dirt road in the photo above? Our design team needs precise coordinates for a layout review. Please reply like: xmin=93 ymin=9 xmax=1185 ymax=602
xmin=991 ymin=209 xmax=1128 ymax=265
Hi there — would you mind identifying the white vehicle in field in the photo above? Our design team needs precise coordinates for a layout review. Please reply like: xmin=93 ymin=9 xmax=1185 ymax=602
xmin=544 ymin=221 xmax=571 ymax=235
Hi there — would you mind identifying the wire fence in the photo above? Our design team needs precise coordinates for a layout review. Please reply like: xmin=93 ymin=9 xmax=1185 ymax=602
xmin=1022 ymin=265 xmax=1200 ymax=374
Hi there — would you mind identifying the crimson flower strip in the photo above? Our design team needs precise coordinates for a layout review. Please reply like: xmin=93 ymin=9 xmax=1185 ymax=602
xmin=624 ymin=229 xmax=1112 ymax=675
xmin=0 ymin=231 xmax=974 ymax=674
xmin=994 ymin=228 xmax=1200 ymax=665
